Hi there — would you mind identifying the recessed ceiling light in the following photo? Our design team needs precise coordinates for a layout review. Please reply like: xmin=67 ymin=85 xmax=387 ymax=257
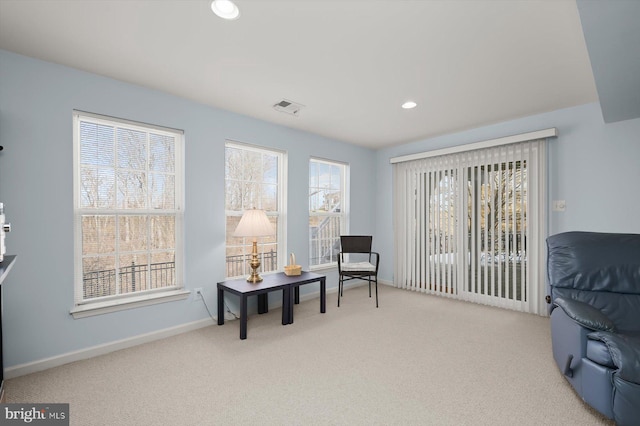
xmin=211 ymin=0 xmax=240 ymax=20
xmin=402 ymin=101 xmax=417 ymax=109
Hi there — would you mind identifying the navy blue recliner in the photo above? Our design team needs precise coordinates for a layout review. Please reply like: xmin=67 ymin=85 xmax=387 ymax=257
xmin=547 ymin=232 xmax=640 ymax=425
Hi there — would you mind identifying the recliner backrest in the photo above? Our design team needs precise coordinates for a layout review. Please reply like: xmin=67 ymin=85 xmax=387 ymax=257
xmin=547 ymin=231 xmax=640 ymax=331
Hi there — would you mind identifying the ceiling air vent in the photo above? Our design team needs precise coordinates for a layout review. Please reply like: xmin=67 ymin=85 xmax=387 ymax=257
xmin=273 ymin=99 xmax=305 ymax=117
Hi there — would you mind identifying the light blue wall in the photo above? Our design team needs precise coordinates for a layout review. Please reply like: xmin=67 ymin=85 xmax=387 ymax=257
xmin=577 ymin=0 xmax=640 ymax=123
xmin=0 ymin=50 xmax=376 ymax=368
xmin=3 ymin=47 xmax=640 ymax=370
xmin=375 ymin=102 xmax=640 ymax=282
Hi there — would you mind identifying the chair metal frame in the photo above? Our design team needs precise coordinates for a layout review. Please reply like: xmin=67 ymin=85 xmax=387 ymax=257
xmin=337 ymin=235 xmax=379 ymax=308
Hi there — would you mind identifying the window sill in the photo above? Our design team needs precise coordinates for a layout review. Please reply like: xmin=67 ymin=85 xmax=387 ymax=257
xmin=70 ymin=289 xmax=190 ymax=319
xmin=309 ymin=263 xmax=338 ymax=272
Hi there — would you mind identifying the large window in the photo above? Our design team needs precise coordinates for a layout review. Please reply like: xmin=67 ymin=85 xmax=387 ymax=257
xmin=309 ymin=158 xmax=348 ymax=268
xmin=225 ymin=142 xmax=285 ymax=278
xmin=72 ymin=112 xmax=184 ymax=316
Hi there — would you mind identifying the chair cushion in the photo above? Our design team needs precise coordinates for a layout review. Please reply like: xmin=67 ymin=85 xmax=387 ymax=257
xmin=341 ymin=262 xmax=376 ymax=272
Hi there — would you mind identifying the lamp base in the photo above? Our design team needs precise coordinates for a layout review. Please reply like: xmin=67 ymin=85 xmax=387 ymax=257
xmin=246 ymin=240 xmax=262 ymax=283
xmin=246 ymin=272 xmax=263 ymax=283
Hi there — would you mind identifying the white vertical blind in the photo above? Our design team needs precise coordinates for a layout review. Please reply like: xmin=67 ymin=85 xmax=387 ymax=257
xmin=393 ymin=139 xmax=547 ymax=315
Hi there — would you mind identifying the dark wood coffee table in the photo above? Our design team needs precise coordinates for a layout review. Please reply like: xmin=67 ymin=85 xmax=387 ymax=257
xmin=217 ymin=272 xmax=326 ymax=339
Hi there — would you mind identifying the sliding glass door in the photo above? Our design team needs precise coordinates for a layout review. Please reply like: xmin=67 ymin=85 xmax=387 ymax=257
xmin=394 ymin=140 xmax=547 ymax=314
xmin=463 ymin=158 xmax=527 ymax=309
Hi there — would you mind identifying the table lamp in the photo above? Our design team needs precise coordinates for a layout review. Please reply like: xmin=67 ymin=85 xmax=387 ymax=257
xmin=234 ymin=208 xmax=275 ymax=283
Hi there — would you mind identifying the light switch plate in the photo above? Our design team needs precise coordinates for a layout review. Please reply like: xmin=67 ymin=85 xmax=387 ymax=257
xmin=553 ymin=200 xmax=566 ymax=211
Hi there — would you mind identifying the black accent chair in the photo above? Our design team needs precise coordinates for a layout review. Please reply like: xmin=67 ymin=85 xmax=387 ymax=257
xmin=337 ymin=235 xmax=379 ymax=308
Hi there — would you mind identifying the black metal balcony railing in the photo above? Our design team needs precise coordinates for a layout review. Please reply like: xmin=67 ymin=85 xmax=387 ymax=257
xmin=82 ymin=261 xmax=176 ymax=299
xmin=309 ymin=214 xmax=341 ymax=266
xmin=83 ymin=252 xmax=278 ymax=299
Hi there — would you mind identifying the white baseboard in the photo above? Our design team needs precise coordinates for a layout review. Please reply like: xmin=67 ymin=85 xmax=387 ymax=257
xmin=5 ymin=318 xmax=214 ymax=379
xmin=380 ymin=278 xmax=393 ymax=287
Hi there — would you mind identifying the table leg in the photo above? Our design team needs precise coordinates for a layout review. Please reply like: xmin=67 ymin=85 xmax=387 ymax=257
xmin=258 ymin=293 xmax=268 ymax=314
xmin=288 ymin=286 xmax=296 ymax=324
xmin=282 ymin=287 xmax=290 ymax=325
xmin=295 ymin=286 xmax=300 ymax=304
xmin=217 ymin=287 xmax=224 ymax=325
xmin=320 ymin=278 xmax=326 ymax=313
xmin=240 ymin=295 xmax=248 ymax=340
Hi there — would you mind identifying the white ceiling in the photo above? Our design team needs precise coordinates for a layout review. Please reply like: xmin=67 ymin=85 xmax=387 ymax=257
xmin=0 ymin=0 xmax=598 ymax=149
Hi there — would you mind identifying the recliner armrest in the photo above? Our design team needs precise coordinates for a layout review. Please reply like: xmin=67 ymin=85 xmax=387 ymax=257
xmin=588 ymin=331 xmax=640 ymax=384
xmin=553 ymin=297 xmax=615 ymax=332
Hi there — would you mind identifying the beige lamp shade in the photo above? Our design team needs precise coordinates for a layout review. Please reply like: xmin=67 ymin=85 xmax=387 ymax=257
xmin=234 ymin=209 xmax=274 ymax=238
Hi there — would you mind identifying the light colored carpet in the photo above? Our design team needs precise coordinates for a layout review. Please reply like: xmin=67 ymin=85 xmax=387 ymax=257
xmin=6 ymin=285 xmax=613 ymax=426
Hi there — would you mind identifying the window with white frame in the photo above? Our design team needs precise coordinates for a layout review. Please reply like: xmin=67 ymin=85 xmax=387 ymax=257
xmin=309 ymin=158 xmax=348 ymax=268
xmin=72 ymin=111 xmax=184 ymax=314
xmin=225 ymin=142 xmax=285 ymax=279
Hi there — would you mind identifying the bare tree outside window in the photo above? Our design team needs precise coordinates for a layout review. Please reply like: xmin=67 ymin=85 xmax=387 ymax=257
xmin=422 ymin=161 xmax=527 ymax=300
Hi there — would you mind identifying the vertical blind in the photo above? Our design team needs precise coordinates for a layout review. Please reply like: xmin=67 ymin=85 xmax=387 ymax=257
xmin=393 ymin=139 xmax=547 ymax=315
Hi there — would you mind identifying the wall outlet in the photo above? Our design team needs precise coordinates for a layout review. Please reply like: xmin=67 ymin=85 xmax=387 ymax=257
xmin=194 ymin=288 xmax=203 ymax=298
